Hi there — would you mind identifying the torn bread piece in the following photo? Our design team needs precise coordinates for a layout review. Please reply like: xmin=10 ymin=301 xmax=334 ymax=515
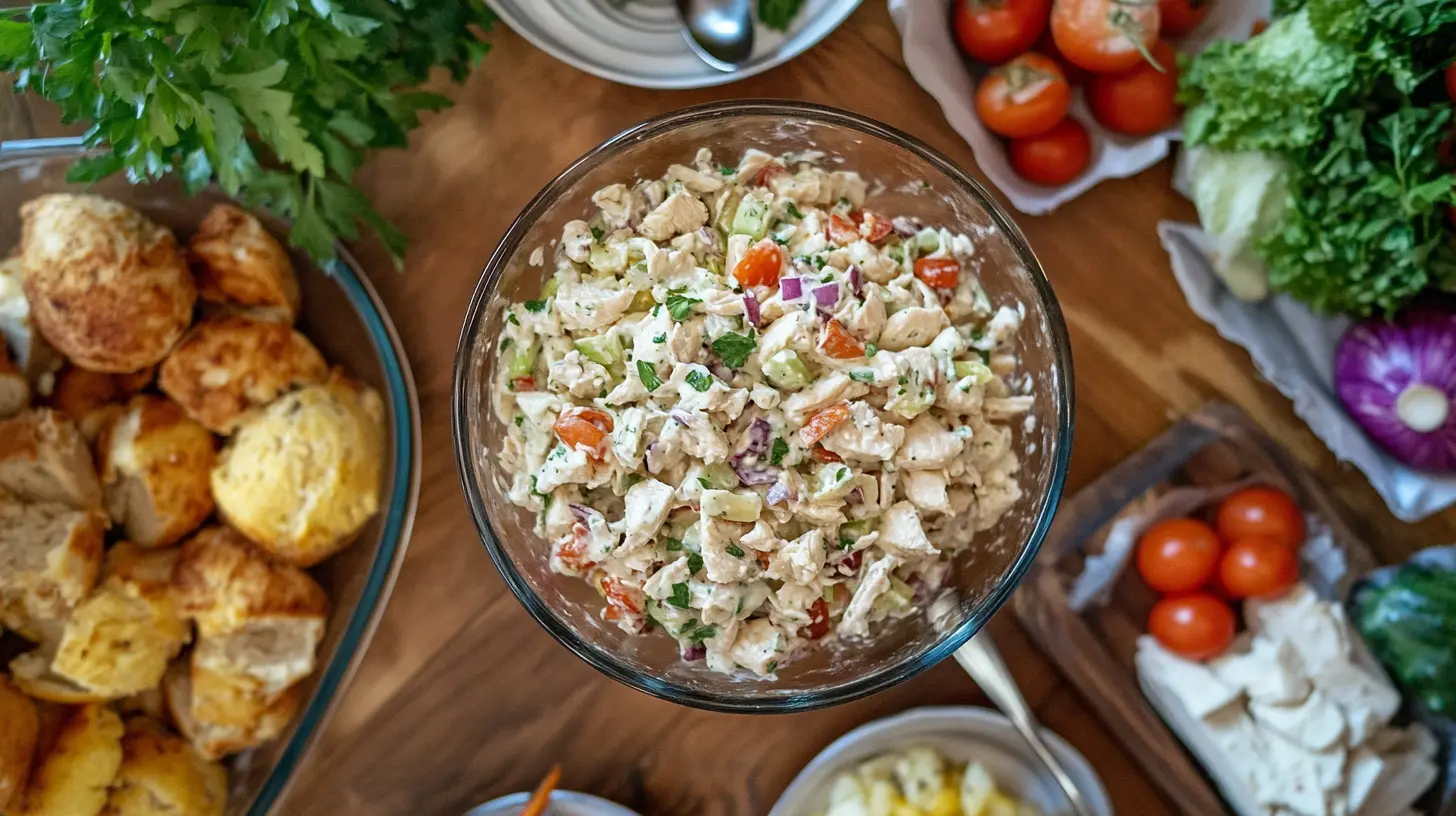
xmin=0 ymin=335 xmax=29 ymax=419
xmin=0 ymin=675 xmax=39 ymax=812
xmin=97 ymin=396 xmax=216 ymax=548
xmin=0 ymin=494 xmax=105 ymax=643
xmin=16 ymin=703 xmax=124 ymax=816
xmin=0 ymin=409 xmax=103 ymax=510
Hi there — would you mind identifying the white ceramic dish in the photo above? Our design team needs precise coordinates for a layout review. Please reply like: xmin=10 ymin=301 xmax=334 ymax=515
xmin=464 ymin=790 xmax=643 ymax=816
xmin=769 ymin=706 xmax=1112 ymax=816
xmin=486 ymin=0 xmax=860 ymax=89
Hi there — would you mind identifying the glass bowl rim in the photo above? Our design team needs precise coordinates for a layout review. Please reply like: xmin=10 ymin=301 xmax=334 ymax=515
xmin=0 ymin=136 xmax=424 ymax=812
xmin=450 ymin=99 xmax=1075 ymax=713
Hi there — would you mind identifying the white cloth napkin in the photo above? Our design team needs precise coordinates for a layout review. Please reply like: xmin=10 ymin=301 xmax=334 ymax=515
xmin=886 ymin=0 xmax=1265 ymax=215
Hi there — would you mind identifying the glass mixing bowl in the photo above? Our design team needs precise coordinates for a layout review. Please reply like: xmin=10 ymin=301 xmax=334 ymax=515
xmin=452 ymin=101 xmax=1073 ymax=713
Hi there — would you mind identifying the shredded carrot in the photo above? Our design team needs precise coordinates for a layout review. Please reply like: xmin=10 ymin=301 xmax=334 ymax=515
xmin=519 ymin=765 xmax=561 ymax=816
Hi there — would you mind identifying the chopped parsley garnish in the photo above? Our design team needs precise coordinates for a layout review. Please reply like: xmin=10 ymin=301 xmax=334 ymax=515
xmin=978 ymin=348 xmax=991 ymax=363
xmin=506 ymin=312 xmax=520 ymax=326
xmin=711 ymin=332 xmax=757 ymax=369
xmin=681 ymin=620 xmax=717 ymax=642
xmin=726 ymin=544 xmax=745 ymax=558
xmin=898 ymin=375 xmax=909 ymax=385
xmin=697 ymin=477 xmax=712 ymax=489
xmin=770 ymin=438 xmax=789 ymax=466
xmin=718 ymin=165 xmax=736 ymax=175
xmin=623 ymin=473 xmax=644 ymax=489
xmin=664 ymin=537 xmax=684 ymax=551
xmin=635 ymin=261 xmax=648 ymax=272
xmin=839 ymin=537 xmax=855 ymax=550
xmin=499 ymin=337 xmax=514 ymax=352
xmin=820 ymin=273 xmax=833 ymax=283
xmin=848 ymin=370 xmax=875 ymax=383
xmin=785 ymin=201 xmax=804 ymax=219
xmin=685 ymin=370 xmax=713 ymax=392
xmin=686 ymin=551 xmax=704 ymax=574
xmin=513 ymin=415 xmax=524 ymax=427
xmin=652 ymin=333 xmax=667 ymax=344
xmin=666 ymin=294 xmax=700 ymax=321
xmin=813 ymin=255 xmax=827 ymax=270
xmin=524 ymin=299 xmax=548 ymax=313
xmin=866 ymin=342 xmax=879 ymax=357
xmin=637 ymin=361 xmax=663 ymax=391
xmin=590 ymin=225 xmax=604 ymax=242
xmin=767 ymin=660 xmax=778 ymax=673
xmin=667 ymin=582 xmax=691 ymax=609
xmin=836 ymin=467 xmax=848 ymax=480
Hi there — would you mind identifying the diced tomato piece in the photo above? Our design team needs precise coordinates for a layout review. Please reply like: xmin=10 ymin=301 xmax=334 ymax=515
xmin=819 ymin=318 xmax=865 ymax=359
xmin=511 ymin=376 xmax=535 ymax=392
xmin=811 ymin=447 xmax=842 ymax=463
xmin=841 ymin=549 xmax=864 ymax=573
xmin=800 ymin=598 xmax=831 ymax=639
xmin=858 ymin=211 xmax=893 ymax=243
xmin=553 ymin=405 xmax=614 ymax=459
xmin=756 ymin=550 xmax=771 ymax=569
xmin=754 ymin=163 xmax=787 ymax=187
xmin=555 ymin=524 xmax=597 ymax=573
xmin=1250 ymin=18 xmax=1269 ymax=35
xmin=800 ymin=402 xmax=851 ymax=447
xmin=826 ymin=213 xmax=860 ymax=245
xmin=733 ymin=239 xmax=783 ymax=287
xmin=914 ymin=257 xmax=961 ymax=289
xmin=598 ymin=574 xmax=643 ymax=621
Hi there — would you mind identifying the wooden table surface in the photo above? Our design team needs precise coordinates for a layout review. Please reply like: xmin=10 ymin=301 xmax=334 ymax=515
xmin=15 ymin=4 xmax=1456 ymax=815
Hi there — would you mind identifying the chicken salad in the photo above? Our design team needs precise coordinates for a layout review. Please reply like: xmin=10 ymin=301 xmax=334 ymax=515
xmin=492 ymin=147 xmax=1033 ymax=677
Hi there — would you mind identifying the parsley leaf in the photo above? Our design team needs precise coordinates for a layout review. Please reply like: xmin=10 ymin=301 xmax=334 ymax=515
xmin=637 ymin=361 xmax=663 ymax=391
xmin=685 ymin=370 xmax=713 ymax=392
xmin=726 ymin=544 xmax=745 ymax=557
xmin=866 ymin=342 xmax=879 ymax=357
xmin=757 ymin=0 xmax=806 ymax=32
xmin=711 ymin=332 xmax=757 ymax=368
xmin=697 ymin=476 xmax=712 ymax=489
xmin=664 ymin=537 xmax=684 ymax=552
xmin=652 ymin=333 xmax=667 ymax=344
xmin=666 ymin=294 xmax=700 ymax=321
xmin=667 ymin=582 xmax=691 ymax=609
xmin=686 ymin=551 xmax=704 ymax=575
xmin=590 ymin=225 xmax=604 ymax=241
xmin=525 ymin=299 xmax=549 ymax=313
xmin=770 ymin=438 xmax=789 ymax=466
xmin=848 ymin=370 xmax=875 ymax=383
xmin=785 ymin=201 xmax=804 ymax=219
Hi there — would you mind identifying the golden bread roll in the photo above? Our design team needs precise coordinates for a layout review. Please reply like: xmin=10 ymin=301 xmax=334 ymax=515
xmin=0 ymin=409 xmax=103 ymax=510
xmin=210 ymin=372 xmax=383 ymax=566
xmin=188 ymin=204 xmax=301 ymax=323
xmin=157 ymin=314 xmax=327 ymax=435
xmin=101 ymin=718 xmax=226 ymax=816
xmin=18 ymin=194 xmax=195 ymax=373
xmin=0 ymin=494 xmax=105 ymax=643
xmin=161 ymin=661 xmax=301 ymax=762
xmin=0 ymin=675 xmax=39 ymax=811
xmin=15 ymin=703 xmax=124 ymax=816
xmin=97 ymin=396 xmax=215 ymax=548
xmin=172 ymin=527 xmax=327 ymax=697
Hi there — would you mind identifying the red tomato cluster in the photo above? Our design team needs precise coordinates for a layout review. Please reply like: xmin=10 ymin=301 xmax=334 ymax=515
xmin=953 ymin=0 xmax=1208 ymax=187
xmin=1135 ymin=485 xmax=1304 ymax=661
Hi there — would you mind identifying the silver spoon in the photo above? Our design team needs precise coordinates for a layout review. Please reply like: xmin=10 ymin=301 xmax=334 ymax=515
xmin=930 ymin=598 xmax=1097 ymax=816
xmin=674 ymin=0 xmax=755 ymax=72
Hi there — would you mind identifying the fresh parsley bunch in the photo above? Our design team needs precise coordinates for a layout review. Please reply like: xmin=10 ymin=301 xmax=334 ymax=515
xmin=0 ymin=0 xmax=496 ymax=266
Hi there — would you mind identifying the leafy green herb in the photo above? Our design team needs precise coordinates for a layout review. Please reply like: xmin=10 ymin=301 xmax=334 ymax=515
xmin=756 ymin=0 xmax=805 ymax=32
xmin=664 ymin=537 xmax=684 ymax=552
xmin=499 ymin=337 xmax=514 ymax=352
xmin=766 ymin=660 xmax=778 ymax=674
xmin=711 ymin=332 xmax=757 ymax=368
xmin=866 ymin=342 xmax=879 ymax=357
xmin=513 ymin=415 xmax=524 ymax=427
xmin=697 ymin=476 xmax=712 ymax=489
xmin=848 ymin=370 xmax=875 ymax=383
xmin=0 ymin=0 xmax=496 ymax=267
xmin=680 ymin=620 xmax=717 ymax=643
xmin=836 ymin=466 xmax=847 ymax=481
xmin=590 ymin=225 xmax=604 ymax=242
xmin=770 ymin=438 xmax=789 ymax=466
xmin=785 ymin=201 xmax=804 ymax=219
xmin=525 ymin=299 xmax=549 ymax=313
xmin=718 ymin=166 xmax=736 ymax=176
xmin=726 ymin=544 xmax=745 ymax=558
xmin=506 ymin=312 xmax=519 ymax=326
xmin=623 ymin=473 xmax=644 ymax=489
xmin=637 ymin=361 xmax=663 ymax=391
xmin=652 ymin=333 xmax=667 ymax=344
xmin=839 ymin=537 xmax=855 ymax=550
xmin=685 ymin=370 xmax=713 ymax=392
xmin=898 ymin=375 xmax=909 ymax=385
xmin=667 ymin=582 xmax=691 ymax=609
xmin=666 ymin=294 xmax=700 ymax=321
xmin=686 ymin=551 xmax=704 ymax=575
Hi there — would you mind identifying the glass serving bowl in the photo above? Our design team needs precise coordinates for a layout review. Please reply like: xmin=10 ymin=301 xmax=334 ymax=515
xmin=0 ymin=138 xmax=421 ymax=814
xmin=452 ymin=101 xmax=1073 ymax=713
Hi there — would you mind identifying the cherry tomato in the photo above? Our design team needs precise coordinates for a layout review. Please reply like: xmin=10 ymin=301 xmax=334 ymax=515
xmin=857 ymin=211 xmax=894 ymax=243
xmin=1051 ymin=0 xmax=1160 ymax=74
xmin=552 ymin=405 xmax=614 ymax=459
xmin=1250 ymin=18 xmax=1268 ymax=36
xmin=800 ymin=402 xmax=851 ymax=447
xmin=800 ymin=598 xmax=831 ymax=639
xmin=511 ymin=376 xmax=536 ymax=392
xmin=811 ymin=446 xmax=843 ymax=463
xmin=839 ymin=549 xmax=864 ymax=573
xmin=1008 ymin=118 xmax=1091 ymax=186
xmin=819 ymin=319 xmax=866 ymax=359
xmin=1135 ymin=517 xmax=1222 ymax=593
xmin=1034 ymin=29 xmax=1090 ymax=84
xmin=953 ymin=0 xmax=1053 ymax=64
xmin=975 ymin=53 xmax=1072 ymax=138
xmin=1214 ymin=485 xmax=1304 ymax=550
xmin=1447 ymin=63 xmax=1456 ymax=102
xmin=1087 ymin=40 xmax=1180 ymax=136
xmin=733 ymin=239 xmax=783 ymax=287
xmin=1219 ymin=535 xmax=1299 ymax=600
xmin=914 ymin=257 xmax=962 ymax=289
xmin=754 ymin=163 xmax=787 ymax=187
xmin=555 ymin=524 xmax=597 ymax=573
xmin=1158 ymin=0 xmax=1209 ymax=37
xmin=826 ymin=213 xmax=861 ymax=245
xmin=1148 ymin=592 xmax=1235 ymax=660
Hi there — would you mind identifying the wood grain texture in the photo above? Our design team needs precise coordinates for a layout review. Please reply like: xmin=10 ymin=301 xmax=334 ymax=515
xmin=15 ymin=4 xmax=1456 ymax=815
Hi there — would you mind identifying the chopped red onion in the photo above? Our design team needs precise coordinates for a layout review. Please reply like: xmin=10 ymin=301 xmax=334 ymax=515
xmin=743 ymin=291 xmax=762 ymax=327
xmin=812 ymin=282 xmax=840 ymax=311
xmin=765 ymin=480 xmax=794 ymax=506
xmin=1335 ymin=308 xmax=1456 ymax=472
xmin=891 ymin=216 xmax=922 ymax=237
xmin=681 ymin=642 xmax=707 ymax=661
xmin=706 ymin=359 xmax=733 ymax=381
xmin=696 ymin=226 xmax=721 ymax=252
xmin=670 ymin=410 xmax=695 ymax=428
xmin=846 ymin=487 xmax=863 ymax=505
xmin=569 ymin=504 xmax=601 ymax=524
xmin=732 ymin=463 xmax=780 ymax=486
xmin=847 ymin=265 xmax=863 ymax=298
xmin=780 ymin=276 xmax=803 ymax=302
xmin=733 ymin=418 xmax=773 ymax=459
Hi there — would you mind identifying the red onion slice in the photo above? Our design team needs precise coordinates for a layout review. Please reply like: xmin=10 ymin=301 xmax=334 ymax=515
xmin=780 ymin=276 xmax=803 ymax=302
xmin=812 ymin=282 xmax=840 ymax=311
xmin=743 ymin=291 xmax=761 ymax=327
xmin=847 ymin=265 xmax=863 ymax=298
xmin=891 ymin=216 xmax=922 ymax=237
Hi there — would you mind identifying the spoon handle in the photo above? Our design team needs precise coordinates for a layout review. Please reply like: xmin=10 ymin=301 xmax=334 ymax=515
xmin=952 ymin=633 xmax=1097 ymax=816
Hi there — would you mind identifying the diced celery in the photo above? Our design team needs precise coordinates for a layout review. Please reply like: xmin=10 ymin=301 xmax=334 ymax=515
xmin=762 ymin=350 xmax=811 ymax=391
xmin=573 ymin=334 xmax=623 ymax=370
xmin=542 ymin=276 xmax=560 ymax=299
xmin=714 ymin=188 xmax=744 ymax=237
xmin=886 ymin=382 xmax=935 ymax=419
xmin=701 ymin=489 xmax=763 ymax=522
xmin=839 ymin=518 xmax=876 ymax=545
xmin=507 ymin=335 xmax=539 ymax=378
xmin=914 ymin=228 xmax=940 ymax=253
xmin=953 ymin=359 xmax=994 ymax=385
xmin=731 ymin=194 xmax=771 ymax=240
xmin=701 ymin=462 xmax=738 ymax=490
xmin=629 ymin=290 xmax=657 ymax=312
xmin=681 ymin=515 xmax=704 ymax=550
xmin=738 ymin=581 xmax=769 ymax=620
xmin=877 ymin=577 xmax=916 ymax=612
